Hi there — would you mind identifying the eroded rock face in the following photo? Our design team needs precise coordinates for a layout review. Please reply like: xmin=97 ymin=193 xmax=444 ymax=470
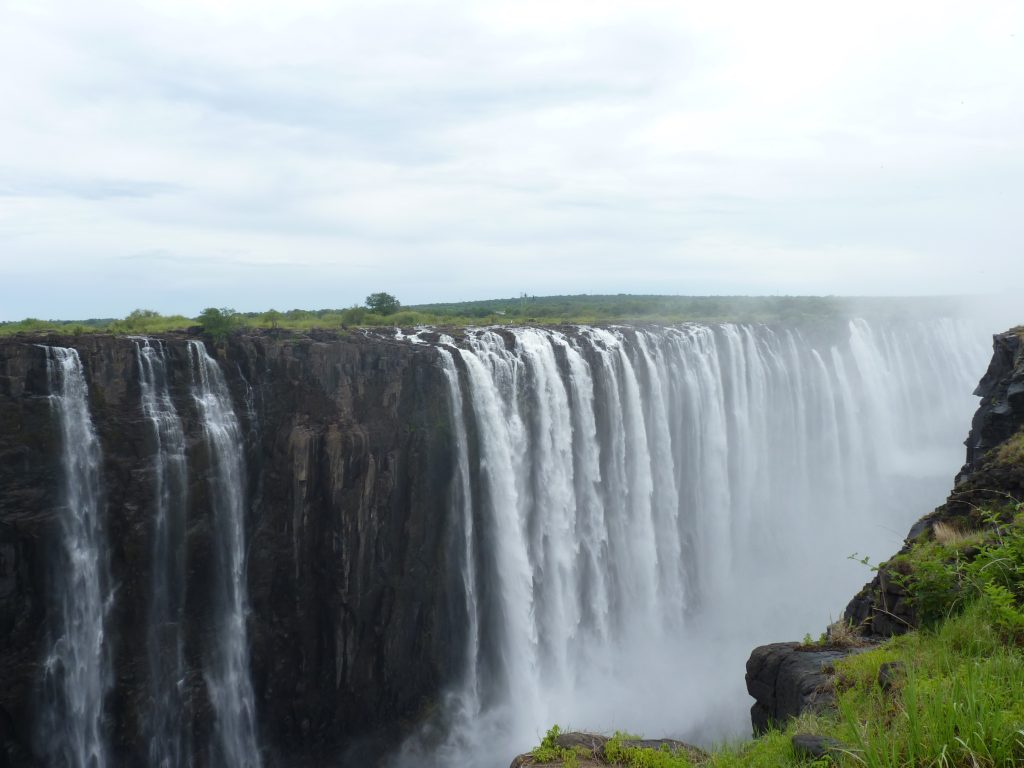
xmin=962 ymin=329 xmax=1024 ymax=475
xmin=0 ymin=331 xmax=457 ymax=766
xmin=745 ymin=643 xmax=858 ymax=734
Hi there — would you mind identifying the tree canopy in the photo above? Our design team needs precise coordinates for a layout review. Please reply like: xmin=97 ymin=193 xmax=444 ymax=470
xmin=198 ymin=307 xmax=239 ymax=340
xmin=365 ymin=292 xmax=401 ymax=315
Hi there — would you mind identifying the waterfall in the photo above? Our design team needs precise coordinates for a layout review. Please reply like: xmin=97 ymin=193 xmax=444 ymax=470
xmin=395 ymin=318 xmax=990 ymax=767
xmin=135 ymin=339 xmax=191 ymax=768
xmin=188 ymin=341 xmax=261 ymax=768
xmin=39 ymin=346 xmax=111 ymax=768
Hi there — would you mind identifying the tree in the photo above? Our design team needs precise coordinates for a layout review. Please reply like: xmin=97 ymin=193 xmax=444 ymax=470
xmin=365 ymin=292 xmax=401 ymax=315
xmin=261 ymin=309 xmax=282 ymax=329
xmin=198 ymin=307 xmax=238 ymax=341
xmin=124 ymin=308 xmax=161 ymax=330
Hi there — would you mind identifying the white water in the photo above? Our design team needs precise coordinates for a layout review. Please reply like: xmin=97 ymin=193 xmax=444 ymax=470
xmin=39 ymin=346 xmax=112 ymax=768
xmin=135 ymin=339 xmax=191 ymax=768
xmin=188 ymin=341 xmax=262 ymax=768
xmin=395 ymin=318 xmax=990 ymax=767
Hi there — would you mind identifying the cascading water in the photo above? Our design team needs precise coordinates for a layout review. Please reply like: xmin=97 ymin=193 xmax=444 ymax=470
xmin=395 ymin=318 xmax=990 ymax=767
xmin=188 ymin=341 xmax=262 ymax=768
xmin=39 ymin=346 xmax=111 ymax=768
xmin=135 ymin=339 xmax=191 ymax=768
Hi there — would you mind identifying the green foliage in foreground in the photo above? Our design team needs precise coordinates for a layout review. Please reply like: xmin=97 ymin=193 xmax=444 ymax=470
xmin=603 ymin=734 xmax=694 ymax=768
xmin=532 ymin=506 xmax=1024 ymax=768
xmin=0 ymin=295 xmax=974 ymax=338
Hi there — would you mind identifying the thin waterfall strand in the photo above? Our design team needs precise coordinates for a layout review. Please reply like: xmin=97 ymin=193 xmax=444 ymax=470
xmin=39 ymin=346 xmax=111 ymax=768
xmin=136 ymin=339 xmax=191 ymax=768
xmin=188 ymin=341 xmax=261 ymax=768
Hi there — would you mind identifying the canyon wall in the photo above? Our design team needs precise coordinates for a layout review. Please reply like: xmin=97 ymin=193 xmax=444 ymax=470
xmin=0 ymin=331 xmax=457 ymax=766
xmin=0 ymin=319 xmax=992 ymax=767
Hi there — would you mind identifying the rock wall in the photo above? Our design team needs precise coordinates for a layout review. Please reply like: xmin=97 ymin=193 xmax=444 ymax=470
xmin=0 ymin=331 xmax=457 ymax=766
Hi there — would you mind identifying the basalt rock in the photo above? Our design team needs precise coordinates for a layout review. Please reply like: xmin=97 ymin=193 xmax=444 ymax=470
xmin=791 ymin=733 xmax=843 ymax=760
xmin=961 ymin=329 xmax=1024 ymax=476
xmin=0 ymin=331 xmax=457 ymax=766
xmin=508 ymin=731 xmax=705 ymax=768
xmin=745 ymin=643 xmax=863 ymax=734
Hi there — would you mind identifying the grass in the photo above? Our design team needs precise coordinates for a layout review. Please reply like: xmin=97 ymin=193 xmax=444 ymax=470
xmin=995 ymin=429 xmax=1024 ymax=466
xmin=932 ymin=521 xmax=981 ymax=547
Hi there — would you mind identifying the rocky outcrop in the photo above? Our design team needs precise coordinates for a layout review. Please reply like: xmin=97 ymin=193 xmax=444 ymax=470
xmin=962 ymin=328 xmax=1024 ymax=475
xmin=745 ymin=643 xmax=862 ymax=734
xmin=508 ymin=731 xmax=705 ymax=767
xmin=0 ymin=331 xmax=458 ymax=766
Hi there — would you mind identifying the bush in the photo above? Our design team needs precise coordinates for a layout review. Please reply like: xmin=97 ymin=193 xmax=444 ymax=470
xmin=365 ymin=292 xmax=401 ymax=315
xmin=198 ymin=307 xmax=239 ymax=341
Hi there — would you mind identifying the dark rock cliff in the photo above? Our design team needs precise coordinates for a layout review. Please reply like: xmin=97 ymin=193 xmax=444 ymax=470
xmin=0 ymin=331 xmax=459 ymax=766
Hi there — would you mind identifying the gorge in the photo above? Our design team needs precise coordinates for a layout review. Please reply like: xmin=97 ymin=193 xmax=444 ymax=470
xmin=0 ymin=316 xmax=992 ymax=767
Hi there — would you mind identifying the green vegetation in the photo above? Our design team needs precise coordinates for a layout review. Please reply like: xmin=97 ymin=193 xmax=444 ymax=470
xmin=996 ymin=428 xmax=1024 ymax=467
xmin=532 ymin=725 xmax=591 ymax=767
xmin=529 ymin=727 xmax=697 ymax=768
xmin=365 ymin=291 xmax=401 ymax=315
xmin=197 ymin=307 xmax=241 ymax=341
xmin=0 ymin=295 xmax=974 ymax=339
xmin=603 ymin=733 xmax=694 ymax=767
xmin=530 ymin=501 xmax=1024 ymax=767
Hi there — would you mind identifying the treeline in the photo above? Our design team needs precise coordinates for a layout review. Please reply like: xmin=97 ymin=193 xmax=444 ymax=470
xmin=0 ymin=294 xmax=967 ymax=338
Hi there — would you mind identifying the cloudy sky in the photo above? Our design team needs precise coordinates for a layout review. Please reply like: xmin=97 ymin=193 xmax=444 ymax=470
xmin=0 ymin=0 xmax=1021 ymax=320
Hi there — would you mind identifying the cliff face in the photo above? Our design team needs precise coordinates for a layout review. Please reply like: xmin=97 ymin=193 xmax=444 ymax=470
xmin=0 ymin=331 xmax=457 ymax=766
xmin=1 ymin=321 xmax=1000 ymax=764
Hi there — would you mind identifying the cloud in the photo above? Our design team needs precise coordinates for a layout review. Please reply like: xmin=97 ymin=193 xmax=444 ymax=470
xmin=0 ymin=0 xmax=1021 ymax=319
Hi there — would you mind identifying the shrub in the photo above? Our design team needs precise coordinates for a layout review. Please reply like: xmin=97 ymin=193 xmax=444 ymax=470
xmin=365 ymin=292 xmax=401 ymax=315
xmin=198 ymin=307 xmax=239 ymax=341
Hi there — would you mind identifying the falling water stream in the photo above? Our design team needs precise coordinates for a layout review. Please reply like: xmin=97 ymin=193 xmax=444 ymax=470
xmin=39 ymin=346 xmax=111 ymax=768
xmin=135 ymin=339 xmax=191 ymax=768
xmin=188 ymin=341 xmax=262 ymax=768
xmin=396 ymin=318 xmax=990 ymax=767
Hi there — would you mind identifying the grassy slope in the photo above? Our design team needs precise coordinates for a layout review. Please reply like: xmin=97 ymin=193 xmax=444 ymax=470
xmin=0 ymin=295 xmax=970 ymax=337
xmin=525 ymin=437 xmax=1024 ymax=768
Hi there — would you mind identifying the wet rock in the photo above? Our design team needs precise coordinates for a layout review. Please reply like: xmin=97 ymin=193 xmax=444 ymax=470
xmin=508 ymin=732 xmax=705 ymax=768
xmin=877 ymin=660 xmax=906 ymax=693
xmin=792 ymin=733 xmax=842 ymax=760
xmin=0 ymin=332 xmax=455 ymax=767
xmin=746 ymin=643 xmax=860 ymax=734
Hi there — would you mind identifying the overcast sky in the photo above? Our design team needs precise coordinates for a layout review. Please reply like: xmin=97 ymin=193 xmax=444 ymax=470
xmin=0 ymin=0 xmax=1021 ymax=320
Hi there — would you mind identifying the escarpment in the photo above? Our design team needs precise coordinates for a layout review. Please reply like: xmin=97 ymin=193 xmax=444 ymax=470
xmin=0 ymin=319 xmax=995 ymax=767
xmin=0 ymin=331 xmax=458 ymax=766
